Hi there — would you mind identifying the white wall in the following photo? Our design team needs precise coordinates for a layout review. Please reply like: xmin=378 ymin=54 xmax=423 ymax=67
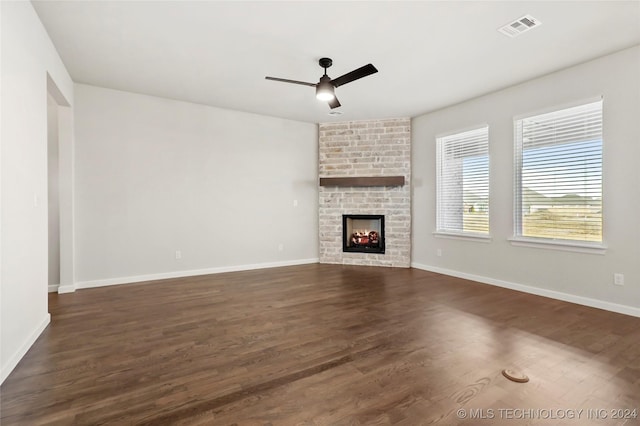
xmin=412 ymin=46 xmax=640 ymax=315
xmin=1 ymin=2 xmax=74 ymax=383
xmin=73 ymin=84 xmax=318 ymax=286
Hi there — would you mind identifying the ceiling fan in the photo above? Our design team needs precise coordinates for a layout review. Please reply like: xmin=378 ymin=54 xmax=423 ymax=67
xmin=265 ymin=58 xmax=378 ymax=109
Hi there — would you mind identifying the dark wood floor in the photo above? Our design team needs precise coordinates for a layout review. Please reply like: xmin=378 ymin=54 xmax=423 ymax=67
xmin=1 ymin=264 xmax=639 ymax=425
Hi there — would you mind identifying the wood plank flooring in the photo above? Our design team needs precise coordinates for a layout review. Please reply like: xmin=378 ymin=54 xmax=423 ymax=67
xmin=1 ymin=264 xmax=639 ymax=425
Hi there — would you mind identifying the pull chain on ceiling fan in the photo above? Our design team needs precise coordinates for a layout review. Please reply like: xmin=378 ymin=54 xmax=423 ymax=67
xmin=265 ymin=58 xmax=378 ymax=109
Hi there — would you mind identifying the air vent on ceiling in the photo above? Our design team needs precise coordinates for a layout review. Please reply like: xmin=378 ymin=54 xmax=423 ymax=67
xmin=498 ymin=14 xmax=541 ymax=38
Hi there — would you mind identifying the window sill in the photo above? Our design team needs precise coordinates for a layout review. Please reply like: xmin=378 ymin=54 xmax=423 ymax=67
xmin=508 ymin=237 xmax=607 ymax=255
xmin=433 ymin=231 xmax=492 ymax=243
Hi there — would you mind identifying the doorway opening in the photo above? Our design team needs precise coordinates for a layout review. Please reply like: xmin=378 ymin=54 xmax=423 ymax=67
xmin=47 ymin=74 xmax=74 ymax=296
xmin=47 ymin=93 xmax=60 ymax=292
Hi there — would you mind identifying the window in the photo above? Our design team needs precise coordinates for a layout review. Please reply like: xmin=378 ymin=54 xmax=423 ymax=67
xmin=514 ymin=99 xmax=603 ymax=243
xmin=436 ymin=126 xmax=489 ymax=236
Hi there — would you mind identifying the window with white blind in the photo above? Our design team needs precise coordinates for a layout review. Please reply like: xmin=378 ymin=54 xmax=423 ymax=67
xmin=436 ymin=126 xmax=489 ymax=236
xmin=514 ymin=99 xmax=603 ymax=244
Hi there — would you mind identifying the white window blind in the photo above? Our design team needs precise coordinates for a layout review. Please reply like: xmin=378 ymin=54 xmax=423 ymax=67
xmin=437 ymin=126 xmax=489 ymax=235
xmin=515 ymin=99 xmax=603 ymax=243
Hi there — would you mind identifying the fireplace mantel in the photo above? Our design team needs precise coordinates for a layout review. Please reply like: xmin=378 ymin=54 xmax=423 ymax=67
xmin=319 ymin=176 xmax=405 ymax=187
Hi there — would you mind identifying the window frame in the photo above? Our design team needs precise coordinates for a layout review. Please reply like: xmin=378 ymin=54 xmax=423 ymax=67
xmin=511 ymin=97 xmax=606 ymax=254
xmin=435 ymin=124 xmax=491 ymax=240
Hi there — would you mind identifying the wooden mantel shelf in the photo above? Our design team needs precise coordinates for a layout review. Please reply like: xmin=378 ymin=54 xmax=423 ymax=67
xmin=319 ymin=176 xmax=405 ymax=187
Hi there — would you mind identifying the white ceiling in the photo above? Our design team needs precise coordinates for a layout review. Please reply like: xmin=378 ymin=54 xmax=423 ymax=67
xmin=33 ymin=1 xmax=640 ymax=124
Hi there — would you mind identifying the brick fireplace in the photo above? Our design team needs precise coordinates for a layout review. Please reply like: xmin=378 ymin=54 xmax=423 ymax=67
xmin=318 ymin=118 xmax=411 ymax=267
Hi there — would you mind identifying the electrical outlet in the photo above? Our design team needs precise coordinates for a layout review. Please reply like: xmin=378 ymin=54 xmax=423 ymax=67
xmin=613 ymin=273 xmax=624 ymax=286
xmin=293 ymin=200 xmax=298 ymax=207
xmin=278 ymin=243 xmax=284 ymax=252
xmin=175 ymin=250 xmax=182 ymax=260
xmin=437 ymin=249 xmax=442 ymax=257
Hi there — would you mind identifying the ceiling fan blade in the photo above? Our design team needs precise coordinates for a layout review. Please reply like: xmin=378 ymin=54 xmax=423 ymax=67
xmin=331 ymin=64 xmax=378 ymax=88
xmin=328 ymin=96 xmax=341 ymax=109
xmin=265 ymin=76 xmax=316 ymax=87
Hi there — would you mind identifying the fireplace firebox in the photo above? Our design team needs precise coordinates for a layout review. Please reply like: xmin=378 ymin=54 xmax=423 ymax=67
xmin=342 ymin=214 xmax=385 ymax=254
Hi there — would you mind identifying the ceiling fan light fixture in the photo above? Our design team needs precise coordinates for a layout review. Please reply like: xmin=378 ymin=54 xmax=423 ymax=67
xmin=316 ymin=78 xmax=335 ymax=101
xmin=316 ymin=90 xmax=335 ymax=101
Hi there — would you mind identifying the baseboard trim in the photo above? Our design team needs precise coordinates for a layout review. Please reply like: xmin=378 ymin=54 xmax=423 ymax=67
xmin=74 ymin=258 xmax=320 ymax=290
xmin=57 ymin=284 xmax=76 ymax=294
xmin=411 ymin=262 xmax=640 ymax=318
xmin=48 ymin=284 xmax=59 ymax=293
xmin=1 ymin=313 xmax=51 ymax=385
